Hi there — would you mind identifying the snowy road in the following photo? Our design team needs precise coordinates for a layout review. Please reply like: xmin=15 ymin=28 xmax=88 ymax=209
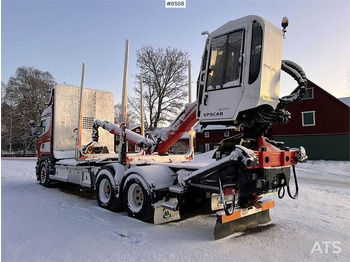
xmin=1 ymin=158 xmax=349 ymax=261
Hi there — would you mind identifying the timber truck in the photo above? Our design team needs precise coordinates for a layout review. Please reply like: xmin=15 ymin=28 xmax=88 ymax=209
xmin=30 ymin=15 xmax=308 ymax=239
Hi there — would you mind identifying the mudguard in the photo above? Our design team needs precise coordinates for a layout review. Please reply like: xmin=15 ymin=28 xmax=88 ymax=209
xmin=124 ymin=164 xmax=176 ymax=191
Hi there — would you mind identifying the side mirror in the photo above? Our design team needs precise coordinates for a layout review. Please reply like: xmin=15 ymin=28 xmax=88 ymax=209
xmin=29 ymin=120 xmax=35 ymax=127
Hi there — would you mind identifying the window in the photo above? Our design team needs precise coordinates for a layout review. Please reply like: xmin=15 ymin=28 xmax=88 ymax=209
xmin=38 ymin=118 xmax=50 ymax=136
xmin=303 ymin=88 xmax=314 ymax=100
xmin=201 ymin=44 xmax=209 ymax=71
xmin=39 ymin=119 xmax=47 ymax=136
xmin=82 ymin=116 xmax=94 ymax=129
xmin=205 ymin=143 xmax=210 ymax=152
xmin=206 ymin=30 xmax=244 ymax=91
xmin=302 ymin=111 xmax=315 ymax=126
xmin=204 ymin=132 xmax=210 ymax=138
xmin=249 ymin=21 xmax=263 ymax=84
xmin=224 ymin=131 xmax=230 ymax=137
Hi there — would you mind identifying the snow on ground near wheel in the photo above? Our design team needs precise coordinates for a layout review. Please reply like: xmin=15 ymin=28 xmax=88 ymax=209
xmin=1 ymin=157 xmax=349 ymax=261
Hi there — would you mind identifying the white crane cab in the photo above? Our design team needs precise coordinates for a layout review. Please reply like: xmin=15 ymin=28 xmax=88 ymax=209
xmin=197 ymin=15 xmax=284 ymax=125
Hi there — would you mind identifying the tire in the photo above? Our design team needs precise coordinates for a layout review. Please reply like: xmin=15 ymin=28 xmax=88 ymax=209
xmin=123 ymin=174 xmax=154 ymax=222
xmin=95 ymin=167 xmax=123 ymax=211
xmin=39 ymin=160 xmax=51 ymax=187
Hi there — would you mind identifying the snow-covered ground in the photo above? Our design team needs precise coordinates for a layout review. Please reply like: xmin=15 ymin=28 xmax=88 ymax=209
xmin=1 ymin=156 xmax=349 ymax=261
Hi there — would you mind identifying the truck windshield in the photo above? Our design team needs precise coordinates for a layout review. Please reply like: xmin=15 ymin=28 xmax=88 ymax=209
xmin=206 ymin=30 xmax=244 ymax=91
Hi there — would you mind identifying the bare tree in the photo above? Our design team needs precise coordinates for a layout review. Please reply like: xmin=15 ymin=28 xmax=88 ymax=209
xmin=169 ymin=141 xmax=189 ymax=154
xmin=1 ymin=82 xmax=14 ymax=153
xmin=1 ymin=81 xmax=6 ymax=100
xmin=1 ymin=67 xmax=56 ymax=153
xmin=130 ymin=46 xmax=189 ymax=129
xmin=114 ymin=102 xmax=138 ymax=127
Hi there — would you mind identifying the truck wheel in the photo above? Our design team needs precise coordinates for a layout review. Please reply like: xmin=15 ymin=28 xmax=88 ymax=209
xmin=123 ymin=174 xmax=154 ymax=222
xmin=95 ymin=167 xmax=122 ymax=211
xmin=39 ymin=160 xmax=51 ymax=187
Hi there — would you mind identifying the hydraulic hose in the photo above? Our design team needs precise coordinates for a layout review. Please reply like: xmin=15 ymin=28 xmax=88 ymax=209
xmin=278 ymin=186 xmax=285 ymax=199
xmin=278 ymin=60 xmax=308 ymax=109
xmin=287 ymin=165 xmax=299 ymax=199
xmin=283 ymin=60 xmax=307 ymax=81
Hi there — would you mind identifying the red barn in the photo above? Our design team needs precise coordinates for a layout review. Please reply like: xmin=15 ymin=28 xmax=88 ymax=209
xmin=195 ymin=125 xmax=236 ymax=153
xmin=115 ymin=125 xmax=142 ymax=153
xmin=271 ymin=80 xmax=350 ymax=160
xmin=173 ymin=125 xmax=236 ymax=153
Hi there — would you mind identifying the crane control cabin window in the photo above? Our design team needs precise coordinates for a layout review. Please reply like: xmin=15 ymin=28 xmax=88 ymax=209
xmin=206 ymin=30 xmax=244 ymax=91
xmin=249 ymin=21 xmax=263 ymax=84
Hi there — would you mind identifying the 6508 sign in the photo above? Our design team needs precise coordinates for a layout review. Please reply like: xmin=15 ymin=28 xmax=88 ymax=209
xmin=165 ymin=0 xmax=186 ymax=8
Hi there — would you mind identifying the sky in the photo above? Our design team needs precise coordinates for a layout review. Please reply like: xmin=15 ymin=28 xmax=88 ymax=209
xmin=1 ymin=0 xmax=349 ymax=105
